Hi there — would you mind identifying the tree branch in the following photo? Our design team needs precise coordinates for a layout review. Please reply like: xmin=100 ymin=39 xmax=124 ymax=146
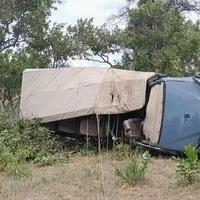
xmin=96 ymin=52 xmax=113 ymax=67
xmin=85 ymin=54 xmax=113 ymax=67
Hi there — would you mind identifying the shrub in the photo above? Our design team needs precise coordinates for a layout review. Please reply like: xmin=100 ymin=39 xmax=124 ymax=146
xmin=115 ymin=150 xmax=150 ymax=186
xmin=176 ymin=145 xmax=200 ymax=185
xmin=0 ymin=112 xmax=68 ymax=176
xmin=113 ymin=142 xmax=131 ymax=159
xmin=0 ymin=144 xmax=31 ymax=177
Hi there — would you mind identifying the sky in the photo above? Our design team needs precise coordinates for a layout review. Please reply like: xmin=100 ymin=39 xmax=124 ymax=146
xmin=50 ymin=0 xmax=199 ymax=67
xmin=51 ymin=0 xmax=127 ymax=26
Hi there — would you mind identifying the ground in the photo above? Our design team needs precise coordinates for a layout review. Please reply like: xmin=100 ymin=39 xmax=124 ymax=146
xmin=0 ymin=152 xmax=200 ymax=200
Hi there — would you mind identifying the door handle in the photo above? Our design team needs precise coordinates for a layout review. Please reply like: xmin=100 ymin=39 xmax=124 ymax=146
xmin=184 ymin=113 xmax=191 ymax=121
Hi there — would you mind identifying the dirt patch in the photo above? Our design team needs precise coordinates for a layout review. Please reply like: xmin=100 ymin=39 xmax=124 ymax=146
xmin=0 ymin=153 xmax=200 ymax=200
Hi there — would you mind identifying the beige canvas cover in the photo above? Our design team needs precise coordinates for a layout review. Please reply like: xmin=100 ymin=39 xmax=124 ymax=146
xmin=20 ymin=67 xmax=155 ymax=123
xmin=143 ymin=83 xmax=164 ymax=144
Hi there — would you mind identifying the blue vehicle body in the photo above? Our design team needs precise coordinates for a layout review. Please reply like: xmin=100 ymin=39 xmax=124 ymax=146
xmin=151 ymin=77 xmax=200 ymax=153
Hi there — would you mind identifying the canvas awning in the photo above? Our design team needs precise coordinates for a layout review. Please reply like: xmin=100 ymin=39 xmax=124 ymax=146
xmin=20 ymin=67 xmax=155 ymax=123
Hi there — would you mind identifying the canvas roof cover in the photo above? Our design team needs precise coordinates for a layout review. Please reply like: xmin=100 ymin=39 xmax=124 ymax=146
xmin=20 ymin=67 xmax=155 ymax=123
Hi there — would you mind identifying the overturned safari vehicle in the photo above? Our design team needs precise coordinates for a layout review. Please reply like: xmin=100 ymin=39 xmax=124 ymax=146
xmin=20 ymin=67 xmax=200 ymax=154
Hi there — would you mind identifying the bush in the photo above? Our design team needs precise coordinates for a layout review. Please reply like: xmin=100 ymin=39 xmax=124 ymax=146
xmin=0 ymin=145 xmax=30 ymax=177
xmin=0 ymin=112 xmax=68 ymax=176
xmin=113 ymin=142 xmax=130 ymax=158
xmin=0 ymin=136 xmax=29 ymax=177
xmin=176 ymin=145 xmax=200 ymax=185
xmin=115 ymin=150 xmax=150 ymax=186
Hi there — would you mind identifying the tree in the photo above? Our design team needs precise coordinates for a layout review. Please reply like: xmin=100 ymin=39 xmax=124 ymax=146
xmin=66 ymin=19 xmax=121 ymax=67
xmin=128 ymin=0 xmax=200 ymax=12
xmin=27 ymin=23 xmax=81 ymax=68
xmin=0 ymin=1 xmax=99 ymax=111
xmin=0 ymin=52 xmax=27 ymax=112
xmin=119 ymin=0 xmax=200 ymax=75
xmin=0 ymin=0 xmax=59 ymax=111
xmin=75 ymin=0 xmax=200 ymax=73
xmin=167 ymin=0 xmax=200 ymax=12
xmin=0 ymin=0 xmax=58 ymax=52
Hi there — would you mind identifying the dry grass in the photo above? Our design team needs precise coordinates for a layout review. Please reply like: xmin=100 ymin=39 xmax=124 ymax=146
xmin=0 ymin=152 xmax=200 ymax=200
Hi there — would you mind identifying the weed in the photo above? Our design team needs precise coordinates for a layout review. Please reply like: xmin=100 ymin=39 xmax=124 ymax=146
xmin=115 ymin=151 xmax=150 ymax=186
xmin=176 ymin=145 xmax=200 ymax=185
xmin=113 ymin=142 xmax=131 ymax=160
